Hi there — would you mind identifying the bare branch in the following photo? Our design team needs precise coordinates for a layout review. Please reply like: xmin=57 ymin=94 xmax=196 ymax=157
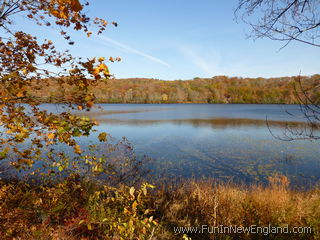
xmin=236 ymin=0 xmax=320 ymax=48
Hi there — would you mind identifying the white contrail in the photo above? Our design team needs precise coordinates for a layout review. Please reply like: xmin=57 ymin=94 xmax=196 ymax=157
xmin=180 ymin=45 xmax=219 ymax=76
xmin=98 ymin=35 xmax=170 ymax=67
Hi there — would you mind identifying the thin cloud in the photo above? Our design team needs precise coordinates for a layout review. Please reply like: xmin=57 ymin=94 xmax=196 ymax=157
xmin=180 ymin=45 xmax=220 ymax=77
xmin=98 ymin=35 xmax=170 ymax=67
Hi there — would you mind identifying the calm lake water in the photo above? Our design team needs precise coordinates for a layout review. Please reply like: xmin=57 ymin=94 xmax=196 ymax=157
xmin=13 ymin=104 xmax=320 ymax=187
xmin=57 ymin=103 xmax=319 ymax=188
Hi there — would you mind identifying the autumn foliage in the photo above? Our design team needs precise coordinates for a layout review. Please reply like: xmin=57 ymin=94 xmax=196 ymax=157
xmin=22 ymin=75 xmax=320 ymax=104
xmin=0 ymin=0 xmax=118 ymax=172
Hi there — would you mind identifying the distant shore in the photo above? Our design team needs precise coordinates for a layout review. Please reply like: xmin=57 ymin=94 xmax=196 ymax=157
xmin=12 ymin=75 xmax=319 ymax=105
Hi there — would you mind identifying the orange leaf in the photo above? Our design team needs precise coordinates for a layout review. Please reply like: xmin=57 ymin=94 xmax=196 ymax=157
xmin=86 ymin=101 xmax=94 ymax=108
xmin=71 ymin=0 xmax=83 ymax=12
xmin=98 ymin=57 xmax=105 ymax=62
xmin=16 ymin=91 xmax=25 ymax=98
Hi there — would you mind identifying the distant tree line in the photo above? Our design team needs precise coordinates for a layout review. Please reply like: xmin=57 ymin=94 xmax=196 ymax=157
xmin=15 ymin=74 xmax=320 ymax=104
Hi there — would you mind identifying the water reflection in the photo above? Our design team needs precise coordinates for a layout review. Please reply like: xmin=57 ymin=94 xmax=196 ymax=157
xmin=91 ymin=117 xmax=311 ymax=129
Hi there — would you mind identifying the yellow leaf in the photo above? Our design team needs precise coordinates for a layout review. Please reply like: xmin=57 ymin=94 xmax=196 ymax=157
xmin=60 ymin=7 xmax=68 ymax=19
xmin=98 ymin=132 xmax=107 ymax=142
xmin=128 ymin=219 xmax=133 ymax=228
xmin=132 ymin=200 xmax=138 ymax=209
xmin=87 ymin=223 xmax=92 ymax=230
xmin=48 ymin=133 xmax=55 ymax=139
xmin=129 ymin=186 xmax=135 ymax=197
xmin=22 ymin=69 xmax=28 ymax=75
xmin=93 ymin=63 xmax=109 ymax=76
xmin=74 ymin=145 xmax=82 ymax=154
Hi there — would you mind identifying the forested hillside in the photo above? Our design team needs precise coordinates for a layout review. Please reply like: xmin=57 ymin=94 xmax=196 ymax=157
xmin=19 ymin=74 xmax=320 ymax=104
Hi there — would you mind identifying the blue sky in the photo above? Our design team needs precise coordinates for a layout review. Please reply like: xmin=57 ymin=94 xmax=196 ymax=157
xmin=17 ymin=0 xmax=320 ymax=80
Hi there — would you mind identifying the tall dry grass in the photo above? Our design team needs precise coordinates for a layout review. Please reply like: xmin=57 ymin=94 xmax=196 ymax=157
xmin=1 ymin=175 xmax=320 ymax=239
xmin=153 ymin=175 xmax=320 ymax=240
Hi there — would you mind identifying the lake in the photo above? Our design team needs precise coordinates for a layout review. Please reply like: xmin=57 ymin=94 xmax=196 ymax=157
xmin=8 ymin=103 xmax=320 ymax=187
xmin=57 ymin=103 xmax=319 ymax=188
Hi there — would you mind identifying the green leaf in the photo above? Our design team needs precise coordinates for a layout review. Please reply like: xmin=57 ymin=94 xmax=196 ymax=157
xmin=72 ymin=128 xmax=81 ymax=137
xmin=0 ymin=148 xmax=9 ymax=160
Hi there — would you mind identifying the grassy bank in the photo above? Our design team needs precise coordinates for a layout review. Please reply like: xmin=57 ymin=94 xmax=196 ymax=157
xmin=0 ymin=175 xmax=319 ymax=239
